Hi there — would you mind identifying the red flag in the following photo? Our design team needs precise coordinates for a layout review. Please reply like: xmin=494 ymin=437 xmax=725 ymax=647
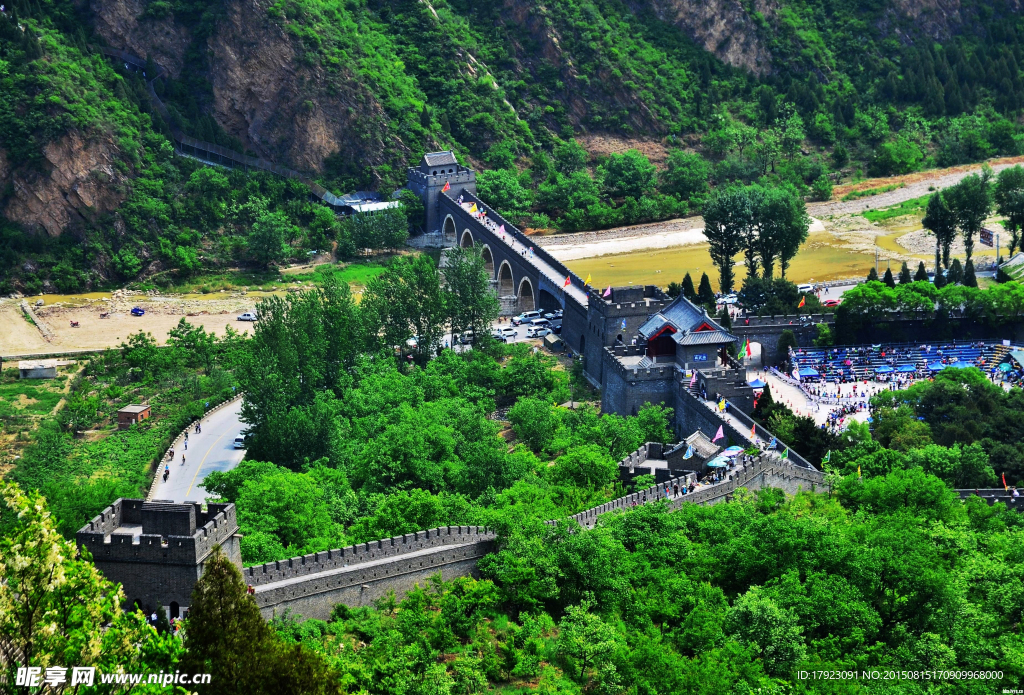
xmin=442 ymin=181 xmax=451 ymax=192
xmin=1003 ymin=472 xmax=1008 ymax=491
xmin=798 ymin=295 xmax=806 ymax=308
xmin=564 ymin=276 xmax=571 ymax=287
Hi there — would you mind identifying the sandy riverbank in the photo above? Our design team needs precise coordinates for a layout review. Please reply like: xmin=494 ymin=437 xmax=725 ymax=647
xmin=0 ymin=292 xmax=261 ymax=356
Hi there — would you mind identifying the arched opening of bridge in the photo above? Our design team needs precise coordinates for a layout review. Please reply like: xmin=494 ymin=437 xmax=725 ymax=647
xmin=498 ymin=261 xmax=514 ymax=297
xmin=460 ymin=229 xmax=474 ymax=248
xmin=537 ymin=288 xmax=560 ymax=312
xmin=518 ymin=278 xmax=535 ymax=312
xmin=442 ymin=215 xmax=456 ymax=243
xmin=480 ymin=245 xmax=494 ymax=278
xmin=170 ymin=601 xmax=180 ymax=619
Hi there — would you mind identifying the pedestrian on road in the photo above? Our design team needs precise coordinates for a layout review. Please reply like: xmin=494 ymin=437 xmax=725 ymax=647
xmin=181 ymin=454 xmax=186 ymax=465
xmin=169 ymin=448 xmax=174 ymax=460
xmin=184 ymin=439 xmax=187 ymax=451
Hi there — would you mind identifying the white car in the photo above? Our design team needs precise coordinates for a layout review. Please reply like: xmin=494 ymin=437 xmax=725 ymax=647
xmin=233 ymin=436 xmax=245 ymax=449
xmin=721 ymin=295 xmax=738 ymax=305
xmin=797 ymin=284 xmax=814 ymax=293
xmin=512 ymin=310 xmax=542 ymax=326
xmin=526 ymin=326 xmax=552 ymax=338
xmin=497 ymin=327 xmax=517 ymax=342
xmin=237 ymin=312 xmax=258 ymax=321
xmin=406 ymin=335 xmax=420 ymax=348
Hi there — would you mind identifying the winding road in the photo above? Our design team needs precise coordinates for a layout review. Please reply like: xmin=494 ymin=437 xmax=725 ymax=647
xmin=150 ymin=399 xmax=247 ymax=503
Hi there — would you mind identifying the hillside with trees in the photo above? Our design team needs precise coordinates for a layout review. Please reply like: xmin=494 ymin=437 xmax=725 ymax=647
xmin=6 ymin=0 xmax=1024 ymax=290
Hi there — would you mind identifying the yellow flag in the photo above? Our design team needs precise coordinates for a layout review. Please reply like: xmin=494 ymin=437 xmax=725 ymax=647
xmin=584 ymin=274 xmax=592 ymax=285
xmin=469 ymin=203 xmax=478 ymax=212
xmin=857 ymin=465 xmax=861 ymax=478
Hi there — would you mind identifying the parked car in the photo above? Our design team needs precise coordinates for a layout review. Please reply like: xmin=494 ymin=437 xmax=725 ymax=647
xmin=512 ymin=310 xmax=542 ymax=326
xmin=551 ymin=321 xmax=563 ymax=335
xmin=554 ymin=310 xmax=563 ymax=318
xmin=460 ymin=330 xmax=475 ymax=345
xmin=405 ymin=335 xmax=420 ymax=348
xmin=233 ymin=436 xmax=245 ymax=449
xmin=721 ymin=295 xmax=738 ymax=305
xmin=497 ymin=327 xmax=517 ymax=342
xmin=543 ymin=312 xmax=558 ymax=320
xmin=798 ymin=283 xmax=814 ymax=293
xmin=528 ymin=318 xmax=551 ymax=329
xmin=237 ymin=311 xmax=258 ymax=321
xmin=822 ymin=299 xmax=841 ymax=307
xmin=527 ymin=326 xmax=552 ymax=338
xmin=130 ymin=307 xmax=145 ymax=316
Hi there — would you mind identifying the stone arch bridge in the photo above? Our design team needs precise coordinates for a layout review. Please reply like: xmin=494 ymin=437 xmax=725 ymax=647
xmin=439 ymin=189 xmax=589 ymax=349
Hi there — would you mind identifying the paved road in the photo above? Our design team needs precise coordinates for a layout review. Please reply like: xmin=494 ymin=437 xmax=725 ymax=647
xmin=150 ymin=399 xmax=247 ymax=503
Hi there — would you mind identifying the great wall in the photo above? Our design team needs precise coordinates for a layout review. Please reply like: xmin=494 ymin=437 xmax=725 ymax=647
xmin=81 ymin=447 xmax=825 ymax=621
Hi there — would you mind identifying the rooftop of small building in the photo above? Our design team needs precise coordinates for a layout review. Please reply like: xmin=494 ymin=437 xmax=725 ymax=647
xmin=118 ymin=404 xmax=151 ymax=414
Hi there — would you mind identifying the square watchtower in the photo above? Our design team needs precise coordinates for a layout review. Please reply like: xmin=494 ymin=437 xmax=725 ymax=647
xmin=407 ymin=151 xmax=476 ymax=235
xmin=77 ymin=499 xmax=240 ymax=619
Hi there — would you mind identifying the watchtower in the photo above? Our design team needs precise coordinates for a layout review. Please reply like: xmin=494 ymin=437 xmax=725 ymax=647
xmin=77 ymin=499 xmax=240 ymax=619
xmin=580 ymin=285 xmax=671 ymax=385
xmin=407 ymin=151 xmax=476 ymax=235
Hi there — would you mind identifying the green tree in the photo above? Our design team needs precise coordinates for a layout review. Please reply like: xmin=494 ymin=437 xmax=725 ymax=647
xmin=945 ymin=171 xmax=992 ymax=261
xmin=914 ymin=261 xmax=929 ymax=282
xmin=697 ymin=272 xmax=716 ymax=308
xmin=725 ymin=587 xmax=806 ymax=677
xmin=994 ymin=165 xmax=1024 ymax=256
xmin=948 ymin=258 xmax=964 ymax=284
xmin=508 ymin=397 xmax=555 ymax=453
xmin=362 ymin=255 xmax=447 ymax=364
xmin=557 ymin=596 xmax=619 ymax=681
xmin=396 ymin=188 xmax=426 ymax=235
xmin=866 ymin=267 xmax=879 ymax=282
xmin=702 ymin=187 xmax=750 ymax=293
xmin=661 ymin=150 xmax=711 ymax=202
xmin=552 ymin=444 xmax=618 ymax=489
xmin=964 ymin=258 xmax=978 ymax=287
xmin=762 ymin=185 xmax=810 ymax=279
xmin=554 ymin=140 xmax=588 ymax=175
xmin=441 ymin=245 xmax=499 ymax=340
xmin=599 ymin=149 xmax=657 ymax=199
xmin=869 ymin=135 xmax=922 ymax=175
xmin=898 ymin=261 xmax=912 ymax=284
xmin=0 ymin=483 xmax=181 ymax=689
xmin=883 ymin=267 xmax=896 ymax=287
xmin=476 ymin=168 xmax=533 ymax=221
xmin=168 ymin=317 xmax=217 ymax=373
xmin=681 ymin=272 xmax=696 ymax=301
xmin=777 ymin=329 xmax=799 ymax=366
xmin=923 ymin=192 xmax=958 ymax=269
xmin=181 ymin=546 xmax=342 ymax=695
xmin=811 ymin=174 xmax=833 ymax=202
xmin=814 ymin=322 xmax=834 ymax=347
xmin=249 ymin=210 xmax=291 ymax=268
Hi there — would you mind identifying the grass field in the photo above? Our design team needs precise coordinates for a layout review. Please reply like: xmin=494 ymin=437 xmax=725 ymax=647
xmin=565 ymin=232 xmax=879 ymax=291
xmin=862 ymin=195 xmax=931 ymax=222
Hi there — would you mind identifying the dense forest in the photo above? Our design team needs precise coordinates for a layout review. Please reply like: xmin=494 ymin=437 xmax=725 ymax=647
xmin=5 ymin=252 xmax=1024 ymax=691
xmin=6 ymin=0 xmax=1024 ymax=290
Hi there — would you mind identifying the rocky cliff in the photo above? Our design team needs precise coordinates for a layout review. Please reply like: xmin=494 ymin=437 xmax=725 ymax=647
xmin=0 ymin=131 xmax=130 ymax=238
xmin=90 ymin=0 xmax=406 ymax=179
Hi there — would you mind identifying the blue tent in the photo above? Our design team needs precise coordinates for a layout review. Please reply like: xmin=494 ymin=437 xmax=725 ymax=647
xmin=798 ymin=367 xmax=819 ymax=377
xmin=721 ymin=446 xmax=745 ymax=457
xmin=748 ymin=378 xmax=766 ymax=388
xmin=875 ymin=365 xmax=894 ymax=374
xmin=928 ymin=361 xmax=945 ymax=371
xmin=999 ymin=362 xmax=1013 ymax=372
xmin=896 ymin=364 xmax=917 ymax=373
xmin=706 ymin=456 xmax=730 ymax=468
xmin=948 ymin=360 xmax=972 ymax=369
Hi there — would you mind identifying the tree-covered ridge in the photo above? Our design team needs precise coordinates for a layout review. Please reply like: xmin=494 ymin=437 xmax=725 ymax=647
xmin=275 ymin=481 xmax=1024 ymax=694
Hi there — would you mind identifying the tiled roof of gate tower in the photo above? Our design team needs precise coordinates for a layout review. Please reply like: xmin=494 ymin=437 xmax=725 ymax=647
xmin=638 ymin=295 xmax=737 ymax=346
